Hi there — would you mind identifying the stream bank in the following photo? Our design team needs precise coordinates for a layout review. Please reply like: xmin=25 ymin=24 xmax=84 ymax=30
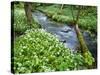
xmin=32 ymin=11 xmax=97 ymax=67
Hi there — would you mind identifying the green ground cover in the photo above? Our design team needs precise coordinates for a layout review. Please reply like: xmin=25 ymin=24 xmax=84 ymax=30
xmin=13 ymin=29 xmax=87 ymax=73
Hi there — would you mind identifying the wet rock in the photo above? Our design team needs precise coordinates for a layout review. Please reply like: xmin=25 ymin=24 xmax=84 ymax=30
xmin=61 ymin=29 xmax=71 ymax=33
xmin=60 ymin=39 xmax=66 ymax=43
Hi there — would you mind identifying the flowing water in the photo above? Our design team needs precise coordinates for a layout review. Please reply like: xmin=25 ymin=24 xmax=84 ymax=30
xmin=32 ymin=11 xmax=97 ymax=62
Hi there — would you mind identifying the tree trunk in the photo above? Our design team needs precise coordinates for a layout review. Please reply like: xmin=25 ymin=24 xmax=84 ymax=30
xmin=75 ymin=24 xmax=88 ymax=53
xmin=24 ymin=2 xmax=33 ymax=27
xmin=71 ymin=6 xmax=75 ymax=24
xmin=75 ymin=24 xmax=94 ymax=67
xmin=72 ymin=6 xmax=88 ymax=53
xmin=58 ymin=4 xmax=64 ymax=14
xmin=71 ymin=6 xmax=94 ymax=66
xmin=75 ymin=6 xmax=81 ymax=24
xmin=60 ymin=4 xmax=64 ymax=11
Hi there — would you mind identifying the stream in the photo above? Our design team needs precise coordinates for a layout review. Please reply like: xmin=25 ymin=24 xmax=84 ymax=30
xmin=32 ymin=11 xmax=97 ymax=63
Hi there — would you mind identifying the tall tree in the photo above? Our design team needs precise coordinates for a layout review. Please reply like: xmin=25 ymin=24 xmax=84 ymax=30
xmin=71 ymin=6 xmax=94 ymax=67
xmin=24 ymin=2 xmax=33 ymax=27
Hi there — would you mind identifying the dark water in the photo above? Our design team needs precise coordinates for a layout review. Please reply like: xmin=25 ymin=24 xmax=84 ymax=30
xmin=32 ymin=11 xmax=97 ymax=62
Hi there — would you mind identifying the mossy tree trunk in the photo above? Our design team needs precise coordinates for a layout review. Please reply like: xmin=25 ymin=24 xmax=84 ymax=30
xmin=24 ymin=2 xmax=41 ymax=28
xmin=71 ymin=6 xmax=94 ymax=67
xmin=60 ymin=4 xmax=64 ymax=11
xmin=24 ymin=2 xmax=33 ymax=27
xmin=71 ymin=6 xmax=75 ymax=23
xmin=58 ymin=4 xmax=64 ymax=14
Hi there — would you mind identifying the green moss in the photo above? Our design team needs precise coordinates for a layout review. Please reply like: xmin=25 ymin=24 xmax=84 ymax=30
xmin=83 ymin=51 xmax=95 ymax=66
